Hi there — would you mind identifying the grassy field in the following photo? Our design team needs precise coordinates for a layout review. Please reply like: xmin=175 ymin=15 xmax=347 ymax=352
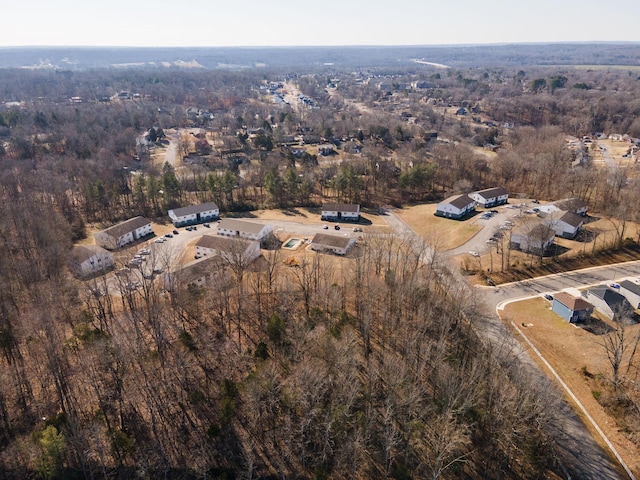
xmin=503 ymin=298 xmax=640 ymax=476
xmin=394 ymin=203 xmax=482 ymax=250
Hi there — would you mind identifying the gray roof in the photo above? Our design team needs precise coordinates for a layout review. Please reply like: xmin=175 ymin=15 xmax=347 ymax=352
xmin=554 ymin=198 xmax=588 ymax=212
xmin=620 ymin=280 xmax=640 ymax=296
xmin=441 ymin=194 xmax=475 ymax=209
xmin=175 ymin=256 xmax=226 ymax=283
xmin=196 ymin=234 xmax=254 ymax=251
xmin=473 ymin=187 xmax=508 ymax=200
xmin=170 ymin=202 xmax=219 ymax=218
xmin=559 ymin=211 xmax=584 ymax=228
xmin=588 ymin=286 xmax=628 ymax=307
xmin=100 ymin=216 xmax=151 ymax=239
xmin=322 ymin=203 xmax=360 ymax=213
xmin=69 ymin=245 xmax=111 ymax=263
xmin=217 ymin=218 xmax=268 ymax=235
xmin=311 ymin=233 xmax=354 ymax=249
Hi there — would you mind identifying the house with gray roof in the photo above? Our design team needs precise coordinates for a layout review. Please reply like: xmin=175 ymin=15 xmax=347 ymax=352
xmin=434 ymin=194 xmax=476 ymax=220
xmin=469 ymin=187 xmax=508 ymax=208
xmin=618 ymin=280 xmax=640 ymax=309
xmin=510 ymin=222 xmax=555 ymax=255
xmin=310 ymin=233 xmax=356 ymax=255
xmin=543 ymin=211 xmax=584 ymax=239
xmin=168 ymin=202 xmax=219 ymax=227
xmin=584 ymin=286 xmax=635 ymax=322
xmin=321 ymin=203 xmax=361 ymax=222
xmin=94 ymin=216 xmax=153 ymax=250
xmin=217 ymin=218 xmax=273 ymax=242
xmin=68 ymin=245 xmax=114 ymax=278
xmin=195 ymin=234 xmax=261 ymax=264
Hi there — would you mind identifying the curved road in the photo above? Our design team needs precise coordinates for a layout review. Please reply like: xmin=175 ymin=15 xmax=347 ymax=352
xmin=382 ymin=208 xmax=630 ymax=479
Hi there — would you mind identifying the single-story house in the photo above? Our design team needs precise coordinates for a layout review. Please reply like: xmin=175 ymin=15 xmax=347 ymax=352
xmin=195 ymin=234 xmax=261 ymax=264
xmin=469 ymin=187 xmax=509 ymax=208
xmin=321 ymin=203 xmax=361 ymax=222
xmin=434 ymin=194 xmax=476 ymax=220
xmin=94 ymin=216 xmax=153 ymax=250
xmin=163 ymin=256 xmax=228 ymax=292
xmin=168 ymin=202 xmax=219 ymax=227
xmin=217 ymin=218 xmax=273 ymax=242
xmin=510 ymin=222 xmax=555 ymax=255
xmin=584 ymin=286 xmax=636 ymax=322
xmin=552 ymin=292 xmax=594 ymax=323
xmin=68 ymin=245 xmax=114 ymax=278
xmin=543 ymin=211 xmax=584 ymax=239
xmin=618 ymin=280 xmax=640 ymax=309
xmin=553 ymin=198 xmax=588 ymax=216
xmin=310 ymin=233 xmax=356 ymax=255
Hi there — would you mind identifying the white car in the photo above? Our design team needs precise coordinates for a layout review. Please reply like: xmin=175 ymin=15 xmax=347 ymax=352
xmin=154 ymin=237 xmax=165 ymax=243
xmin=468 ymin=251 xmax=479 ymax=257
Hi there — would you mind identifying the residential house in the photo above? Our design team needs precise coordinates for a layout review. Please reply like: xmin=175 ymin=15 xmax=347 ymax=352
xmin=163 ymin=256 xmax=228 ymax=292
xmin=310 ymin=233 xmax=356 ymax=255
xmin=510 ymin=222 xmax=555 ymax=255
xmin=584 ymin=286 xmax=636 ymax=322
xmin=618 ymin=280 xmax=640 ymax=309
xmin=168 ymin=202 xmax=219 ymax=227
xmin=321 ymin=203 xmax=361 ymax=222
xmin=317 ymin=144 xmax=335 ymax=156
xmin=553 ymin=198 xmax=588 ymax=216
xmin=469 ymin=187 xmax=509 ymax=208
xmin=195 ymin=235 xmax=261 ymax=264
xmin=94 ymin=216 xmax=153 ymax=250
xmin=68 ymin=245 xmax=114 ymax=278
xmin=551 ymin=292 xmax=594 ymax=323
xmin=434 ymin=194 xmax=476 ymax=220
xmin=217 ymin=218 xmax=273 ymax=242
xmin=543 ymin=211 xmax=584 ymax=239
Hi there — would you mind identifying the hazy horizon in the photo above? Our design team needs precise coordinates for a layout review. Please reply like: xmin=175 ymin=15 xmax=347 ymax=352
xmin=3 ymin=0 xmax=639 ymax=48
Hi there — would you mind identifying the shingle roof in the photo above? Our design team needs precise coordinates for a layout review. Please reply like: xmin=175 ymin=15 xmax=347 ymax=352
xmin=311 ymin=233 xmax=354 ymax=249
xmin=100 ymin=216 xmax=151 ymax=239
xmin=554 ymin=198 xmax=588 ymax=212
xmin=69 ymin=245 xmax=111 ymax=263
xmin=217 ymin=218 xmax=268 ymax=235
xmin=554 ymin=292 xmax=593 ymax=311
xmin=473 ymin=187 xmax=507 ymax=200
xmin=170 ymin=202 xmax=219 ymax=218
xmin=620 ymin=280 xmax=640 ymax=296
xmin=589 ymin=286 xmax=627 ymax=307
xmin=442 ymin=194 xmax=475 ymax=209
xmin=196 ymin=234 xmax=254 ymax=251
xmin=559 ymin=211 xmax=584 ymax=228
xmin=322 ymin=203 xmax=360 ymax=213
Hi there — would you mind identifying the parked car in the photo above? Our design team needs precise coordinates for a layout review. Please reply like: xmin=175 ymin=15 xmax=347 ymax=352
xmin=610 ymin=283 xmax=620 ymax=289
xmin=164 ymin=233 xmax=173 ymax=238
xmin=468 ymin=251 xmax=479 ymax=257
xmin=138 ymin=248 xmax=151 ymax=255
xmin=322 ymin=225 xmax=328 ymax=229
xmin=154 ymin=238 xmax=165 ymax=244
xmin=203 ymin=223 xmax=210 ymax=228
xmin=334 ymin=224 xmax=341 ymax=230
xmin=173 ymin=230 xmax=179 ymax=235
xmin=544 ymin=294 xmax=553 ymax=301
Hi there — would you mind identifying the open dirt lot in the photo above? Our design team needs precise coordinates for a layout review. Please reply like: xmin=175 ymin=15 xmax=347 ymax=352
xmin=503 ymin=298 xmax=640 ymax=475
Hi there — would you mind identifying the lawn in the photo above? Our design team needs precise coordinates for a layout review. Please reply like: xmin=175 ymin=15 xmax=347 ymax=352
xmin=394 ymin=203 xmax=482 ymax=251
xmin=503 ymin=298 xmax=640 ymax=475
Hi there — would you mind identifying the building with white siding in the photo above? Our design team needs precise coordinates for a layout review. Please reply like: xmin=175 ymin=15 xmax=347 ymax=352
xmin=168 ymin=202 xmax=219 ymax=227
xmin=68 ymin=245 xmax=114 ymax=277
xmin=216 ymin=218 xmax=273 ymax=242
xmin=195 ymin=234 xmax=261 ymax=264
xmin=321 ymin=203 xmax=361 ymax=222
xmin=94 ymin=216 xmax=153 ymax=250
xmin=310 ymin=233 xmax=356 ymax=255
xmin=469 ymin=187 xmax=508 ymax=208
xmin=434 ymin=194 xmax=476 ymax=220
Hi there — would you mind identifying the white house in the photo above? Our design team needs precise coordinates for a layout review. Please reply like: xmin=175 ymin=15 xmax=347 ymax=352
xmin=310 ymin=233 xmax=356 ymax=255
xmin=94 ymin=216 xmax=153 ymax=250
xmin=216 ymin=218 xmax=273 ymax=242
xmin=68 ymin=245 xmax=114 ymax=277
xmin=553 ymin=198 xmax=588 ymax=216
xmin=321 ymin=203 xmax=361 ymax=222
xmin=469 ymin=187 xmax=508 ymax=208
xmin=618 ymin=280 xmax=640 ymax=309
xmin=195 ymin=234 xmax=261 ymax=264
xmin=434 ymin=194 xmax=476 ymax=220
xmin=584 ymin=286 xmax=635 ymax=322
xmin=168 ymin=202 xmax=219 ymax=227
xmin=543 ymin=211 xmax=584 ymax=239
xmin=510 ymin=222 xmax=555 ymax=254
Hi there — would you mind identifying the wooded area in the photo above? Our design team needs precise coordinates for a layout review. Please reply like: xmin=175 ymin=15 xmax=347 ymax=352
xmin=1 ymin=57 xmax=640 ymax=478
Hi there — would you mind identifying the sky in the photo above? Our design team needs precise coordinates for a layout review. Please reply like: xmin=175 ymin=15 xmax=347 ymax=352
xmin=2 ymin=0 xmax=639 ymax=47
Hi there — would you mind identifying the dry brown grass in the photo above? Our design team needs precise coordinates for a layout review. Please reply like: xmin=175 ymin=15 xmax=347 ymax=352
xmin=394 ymin=203 xmax=482 ymax=250
xmin=503 ymin=298 xmax=640 ymax=475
